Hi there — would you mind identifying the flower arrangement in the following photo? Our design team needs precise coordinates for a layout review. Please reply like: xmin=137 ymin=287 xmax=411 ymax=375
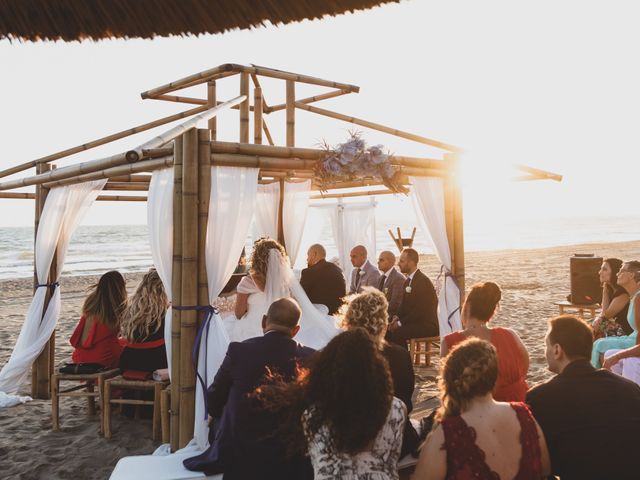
xmin=314 ymin=132 xmax=407 ymax=193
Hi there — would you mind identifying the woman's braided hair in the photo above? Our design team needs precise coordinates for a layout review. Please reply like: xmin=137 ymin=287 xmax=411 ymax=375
xmin=436 ymin=338 xmax=498 ymax=421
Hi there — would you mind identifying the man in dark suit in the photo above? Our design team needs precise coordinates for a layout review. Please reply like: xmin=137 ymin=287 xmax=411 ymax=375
xmin=526 ymin=315 xmax=640 ymax=480
xmin=386 ymin=248 xmax=438 ymax=347
xmin=183 ymin=298 xmax=315 ymax=480
xmin=376 ymin=250 xmax=406 ymax=318
xmin=300 ymin=243 xmax=346 ymax=315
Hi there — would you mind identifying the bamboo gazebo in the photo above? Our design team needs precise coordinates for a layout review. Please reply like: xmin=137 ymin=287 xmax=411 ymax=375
xmin=0 ymin=63 xmax=560 ymax=450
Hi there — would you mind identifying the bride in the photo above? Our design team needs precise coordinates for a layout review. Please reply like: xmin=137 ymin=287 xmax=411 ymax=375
xmin=223 ymin=238 xmax=340 ymax=350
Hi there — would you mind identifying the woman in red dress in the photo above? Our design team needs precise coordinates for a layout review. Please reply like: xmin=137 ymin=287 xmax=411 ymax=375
xmin=70 ymin=270 xmax=127 ymax=369
xmin=441 ymin=282 xmax=529 ymax=402
xmin=414 ymin=339 xmax=550 ymax=480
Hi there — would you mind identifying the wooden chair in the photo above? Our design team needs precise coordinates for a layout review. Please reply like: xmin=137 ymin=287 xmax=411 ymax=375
xmin=407 ymin=337 xmax=440 ymax=367
xmin=51 ymin=368 xmax=120 ymax=432
xmin=103 ymin=375 xmax=169 ymax=441
xmin=388 ymin=227 xmax=417 ymax=253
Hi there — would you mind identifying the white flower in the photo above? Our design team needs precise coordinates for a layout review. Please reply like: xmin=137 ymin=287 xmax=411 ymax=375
xmin=359 ymin=270 xmax=365 ymax=276
xmin=405 ymin=286 xmax=412 ymax=294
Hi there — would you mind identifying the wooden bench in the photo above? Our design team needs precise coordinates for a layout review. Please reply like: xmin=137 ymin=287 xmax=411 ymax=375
xmin=553 ymin=300 xmax=600 ymax=320
xmin=407 ymin=337 xmax=440 ymax=367
xmin=51 ymin=368 xmax=120 ymax=432
xmin=103 ymin=375 xmax=169 ymax=441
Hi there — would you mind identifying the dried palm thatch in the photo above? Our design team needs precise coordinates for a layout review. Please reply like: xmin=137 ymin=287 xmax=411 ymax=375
xmin=0 ymin=0 xmax=400 ymax=42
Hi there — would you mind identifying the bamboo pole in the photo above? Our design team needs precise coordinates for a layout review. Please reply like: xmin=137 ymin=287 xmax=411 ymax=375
xmin=262 ymin=120 xmax=275 ymax=146
xmin=254 ymin=87 xmax=263 ymax=145
xmin=170 ymin=137 xmax=184 ymax=452
xmin=42 ymin=156 xmax=173 ymax=188
xmin=104 ymin=182 xmax=150 ymax=191
xmin=179 ymin=128 xmax=199 ymax=448
xmin=295 ymin=103 xmax=462 ymax=153
xmin=0 ymin=193 xmax=148 ymax=201
xmin=442 ymin=155 xmax=456 ymax=299
xmin=447 ymin=153 xmax=466 ymax=300
xmin=142 ymin=147 xmax=174 ymax=158
xmin=277 ymin=179 xmax=285 ymax=246
xmin=141 ymin=64 xmax=236 ymax=99
xmin=244 ymin=64 xmax=360 ymax=93
xmin=210 ymin=154 xmax=316 ymax=170
xmin=211 ymin=141 xmax=322 ymax=159
xmin=514 ymin=164 xmax=563 ymax=182
xmin=249 ymin=74 xmax=271 ymax=112
xmin=154 ymin=94 xmax=256 ymax=112
xmin=240 ymin=73 xmax=250 ymax=143
xmin=260 ymin=170 xmax=314 ymax=179
xmin=0 ymin=105 xmax=209 ymax=180
xmin=0 ymin=97 xmax=245 ymax=192
xmin=109 ymin=174 xmax=151 ymax=183
xmin=207 ymin=82 xmax=217 ymax=140
xmin=310 ymin=189 xmax=397 ymax=200
xmin=268 ymin=89 xmax=350 ymax=113
xmin=286 ymin=80 xmax=295 ymax=147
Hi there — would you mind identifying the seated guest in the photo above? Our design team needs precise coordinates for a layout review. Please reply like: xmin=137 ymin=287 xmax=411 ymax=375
xmin=118 ymin=268 xmax=168 ymax=373
xmin=258 ymin=329 xmax=406 ymax=480
xmin=348 ymin=244 xmax=381 ymax=294
xmin=70 ymin=270 xmax=127 ymax=369
xmin=592 ymin=260 xmax=640 ymax=367
xmin=527 ymin=315 xmax=640 ymax=480
xmin=184 ymin=298 xmax=315 ymax=480
xmin=376 ymin=250 xmax=406 ymax=318
xmin=592 ymin=257 xmax=631 ymax=339
xmin=300 ymin=243 xmax=346 ymax=314
xmin=342 ymin=287 xmax=419 ymax=456
xmin=386 ymin=248 xmax=438 ymax=346
xmin=441 ymin=282 xmax=529 ymax=401
xmin=415 ymin=338 xmax=550 ymax=480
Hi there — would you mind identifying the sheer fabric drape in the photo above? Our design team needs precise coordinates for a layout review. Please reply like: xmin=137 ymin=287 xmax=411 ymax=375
xmin=0 ymin=179 xmax=107 ymax=407
xmin=192 ymin=166 xmax=259 ymax=448
xmin=255 ymin=182 xmax=279 ymax=239
xmin=327 ymin=201 xmax=377 ymax=281
xmin=147 ymin=169 xmax=174 ymax=377
xmin=410 ymin=176 xmax=461 ymax=335
xmin=282 ymin=180 xmax=311 ymax=266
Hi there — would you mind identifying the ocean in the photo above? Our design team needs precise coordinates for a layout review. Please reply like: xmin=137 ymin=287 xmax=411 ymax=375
xmin=1 ymin=214 xmax=639 ymax=280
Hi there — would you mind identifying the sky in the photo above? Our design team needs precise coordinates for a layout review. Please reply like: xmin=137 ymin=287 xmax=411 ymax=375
xmin=1 ymin=0 xmax=639 ymax=229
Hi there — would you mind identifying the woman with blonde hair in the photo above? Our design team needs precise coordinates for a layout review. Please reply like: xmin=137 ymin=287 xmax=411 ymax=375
xmin=342 ymin=287 xmax=418 ymax=456
xmin=118 ymin=268 xmax=168 ymax=372
xmin=414 ymin=338 xmax=550 ymax=480
xmin=70 ymin=270 xmax=127 ymax=369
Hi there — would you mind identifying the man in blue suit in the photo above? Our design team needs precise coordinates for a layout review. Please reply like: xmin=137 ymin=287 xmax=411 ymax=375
xmin=184 ymin=297 xmax=315 ymax=479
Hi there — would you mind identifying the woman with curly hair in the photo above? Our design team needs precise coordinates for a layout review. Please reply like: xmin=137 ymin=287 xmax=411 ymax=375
xmin=224 ymin=237 xmax=339 ymax=348
xmin=341 ymin=287 xmax=418 ymax=456
xmin=441 ymin=282 xmax=529 ymax=402
xmin=118 ymin=268 xmax=168 ymax=373
xmin=414 ymin=338 xmax=550 ymax=480
xmin=257 ymin=329 xmax=406 ymax=480
xmin=70 ymin=270 xmax=127 ymax=369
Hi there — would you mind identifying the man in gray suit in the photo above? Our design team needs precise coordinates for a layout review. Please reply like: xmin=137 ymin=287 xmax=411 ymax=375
xmin=376 ymin=250 xmax=406 ymax=318
xmin=348 ymin=245 xmax=381 ymax=294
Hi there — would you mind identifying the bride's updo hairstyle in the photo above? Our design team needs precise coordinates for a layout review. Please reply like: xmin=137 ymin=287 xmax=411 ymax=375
xmin=250 ymin=237 xmax=288 ymax=287
xmin=436 ymin=338 xmax=497 ymax=421
xmin=464 ymin=281 xmax=502 ymax=322
xmin=341 ymin=287 xmax=389 ymax=345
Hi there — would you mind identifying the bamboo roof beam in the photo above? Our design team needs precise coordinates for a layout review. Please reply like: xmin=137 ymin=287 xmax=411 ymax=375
xmin=108 ymin=174 xmax=151 ymax=183
xmin=210 ymin=154 xmax=316 ymax=170
xmin=154 ymin=94 xmax=258 ymax=112
xmin=514 ymin=164 xmax=563 ymax=182
xmin=294 ymin=102 xmax=462 ymax=153
xmin=0 ymin=192 xmax=147 ymax=202
xmin=141 ymin=64 xmax=236 ymax=99
xmin=250 ymin=74 xmax=271 ymax=112
xmin=267 ymin=89 xmax=351 ymax=113
xmin=245 ymin=64 xmax=360 ymax=93
xmin=310 ymin=189 xmax=398 ymax=200
xmin=104 ymin=182 xmax=150 ymax=191
xmin=43 ymin=156 xmax=173 ymax=188
xmin=211 ymin=141 xmax=323 ymax=159
xmin=0 ymin=104 xmax=208 ymax=180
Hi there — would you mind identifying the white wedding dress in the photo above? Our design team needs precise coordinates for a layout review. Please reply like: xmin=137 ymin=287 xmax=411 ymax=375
xmin=222 ymin=249 xmax=340 ymax=350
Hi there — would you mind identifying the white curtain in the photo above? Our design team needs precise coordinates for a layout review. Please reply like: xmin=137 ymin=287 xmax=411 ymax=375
xmin=410 ymin=176 xmax=461 ymax=336
xmin=255 ymin=182 xmax=280 ymax=239
xmin=147 ymin=169 xmax=174 ymax=378
xmin=282 ymin=180 xmax=311 ymax=266
xmin=327 ymin=200 xmax=377 ymax=281
xmin=193 ymin=166 xmax=259 ymax=448
xmin=0 ymin=179 xmax=106 ymax=407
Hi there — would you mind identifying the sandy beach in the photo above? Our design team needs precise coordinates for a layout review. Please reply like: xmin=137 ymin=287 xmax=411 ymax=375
xmin=1 ymin=240 xmax=638 ymax=479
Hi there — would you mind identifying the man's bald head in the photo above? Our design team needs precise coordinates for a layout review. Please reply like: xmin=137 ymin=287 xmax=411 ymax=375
xmin=350 ymin=245 xmax=368 ymax=268
xmin=377 ymin=250 xmax=396 ymax=273
xmin=262 ymin=297 xmax=302 ymax=337
xmin=306 ymin=244 xmax=326 ymax=267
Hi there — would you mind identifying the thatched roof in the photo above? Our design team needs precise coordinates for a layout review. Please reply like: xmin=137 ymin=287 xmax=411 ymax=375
xmin=0 ymin=0 xmax=400 ymax=42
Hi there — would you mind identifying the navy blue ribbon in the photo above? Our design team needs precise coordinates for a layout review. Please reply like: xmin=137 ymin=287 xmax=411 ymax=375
xmin=36 ymin=282 xmax=59 ymax=289
xmin=173 ymin=304 xmax=219 ymax=420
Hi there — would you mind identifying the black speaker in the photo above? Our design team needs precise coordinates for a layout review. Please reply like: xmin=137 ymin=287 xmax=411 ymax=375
xmin=570 ymin=254 xmax=602 ymax=305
